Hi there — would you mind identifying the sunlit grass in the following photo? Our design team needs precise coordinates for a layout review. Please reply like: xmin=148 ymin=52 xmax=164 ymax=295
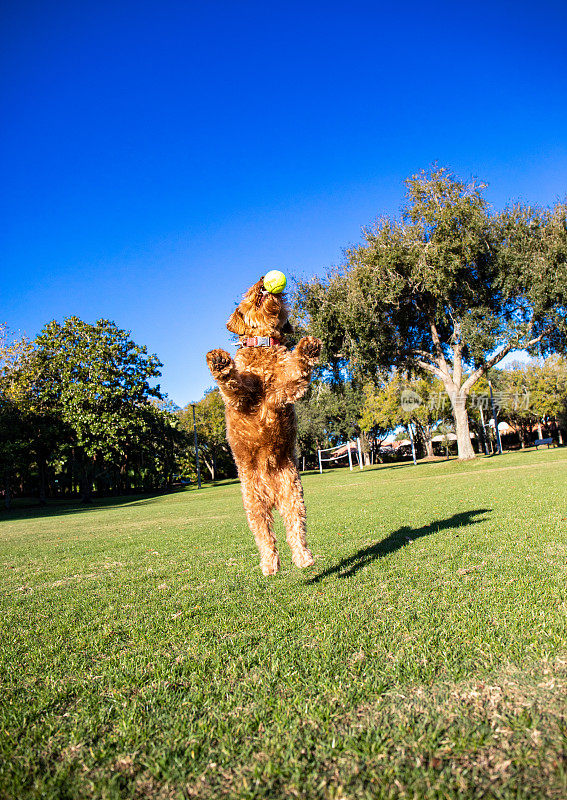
xmin=1 ymin=449 xmax=566 ymax=799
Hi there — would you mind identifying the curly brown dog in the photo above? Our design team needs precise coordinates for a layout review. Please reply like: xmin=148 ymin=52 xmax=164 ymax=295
xmin=206 ymin=278 xmax=321 ymax=575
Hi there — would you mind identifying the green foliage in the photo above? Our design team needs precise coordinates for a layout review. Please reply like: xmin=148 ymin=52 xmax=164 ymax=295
xmin=34 ymin=317 xmax=163 ymax=462
xmin=295 ymin=380 xmax=365 ymax=454
xmin=482 ymin=357 xmax=567 ymax=445
xmin=360 ymin=371 xmax=443 ymax=457
xmin=295 ymin=384 xmax=329 ymax=454
xmin=359 ymin=372 xmax=437 ymax=431
xmin=495 ymin=202 xmax=567 ymax=354
xmin=524 ymin=355 xmax=567 ymax=420
xmin=0 ymin=325 xmax=55 ymax=504
xmin=178 ymin=389 xmax=235 ymax=481
xmin=1 ymin=317 xmax=189 ymax=502
xmin=0 ymin=395 xmax=26 ymax=503
xmin=0 ymin=324 xmax=34 ymax=390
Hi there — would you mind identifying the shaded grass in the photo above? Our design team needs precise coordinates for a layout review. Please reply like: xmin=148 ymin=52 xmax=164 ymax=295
xmin=1 ymin=449 xmax=566 ymax=799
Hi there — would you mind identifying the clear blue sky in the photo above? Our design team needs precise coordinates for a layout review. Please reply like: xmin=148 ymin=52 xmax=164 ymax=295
xmin=2 ymin=0 xmax=566 ymax=407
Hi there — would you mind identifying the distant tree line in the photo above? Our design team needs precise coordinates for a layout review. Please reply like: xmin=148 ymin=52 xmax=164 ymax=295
xmin=4 ymin=166 xmax=566 ymax=503
xmin=183 ymin=355 xmax=567 ymax=480
xmin=295 ymin=356 xmax=567 ymax=465
xmin=3 ymin=320 xmax=566 ymax=508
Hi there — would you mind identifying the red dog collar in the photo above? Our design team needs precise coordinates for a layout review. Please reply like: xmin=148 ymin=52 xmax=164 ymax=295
xmin=243 ymin=336 xmax=279 ymax=347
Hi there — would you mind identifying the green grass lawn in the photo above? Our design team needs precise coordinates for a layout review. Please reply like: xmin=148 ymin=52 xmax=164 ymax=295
xmin=1 ymin=449 xmax=566 ymax=799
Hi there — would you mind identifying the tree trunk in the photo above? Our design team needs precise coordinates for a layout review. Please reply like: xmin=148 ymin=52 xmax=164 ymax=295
xmin=420 ymin=423 xmax=434 ymax=458
xmin=412 ymin=419 xmax=433 ymax=458
xmin=450 ymin=392 xmax=476 ymax=460
xmin=202 ymin=454 xmax=215 ymax=481
xmin=359 ymin=432 xmax=371 ymax=465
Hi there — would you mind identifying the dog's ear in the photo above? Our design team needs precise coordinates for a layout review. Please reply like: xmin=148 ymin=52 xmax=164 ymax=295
xmin=226 ymin=308 xmax=248 ymax=335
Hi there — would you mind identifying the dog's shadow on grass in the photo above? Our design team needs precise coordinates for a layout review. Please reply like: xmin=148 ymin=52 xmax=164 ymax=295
xmin=307 ymin=508 xmax=491 ymax=583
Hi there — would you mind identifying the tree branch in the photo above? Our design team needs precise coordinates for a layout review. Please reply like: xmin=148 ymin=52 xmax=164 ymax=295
xmin=428 ymin=314 xmax=451 ymax=375
xmin=461 ymin=327 xmax=551 ymax=394
xmin=415 ymin=359 xmax=447 ymax=382
xmin=524 ymin=329 xmax=551 ymax=350
xmin=412 ymin=348 xmax=437 ymax=364
xmin=453 ymin=341 xmax=463 ymax=388
xmin=461 ymin=345 xmax=512 ymax=395
xmin=412 ymin=348 xmax=452 ymax=382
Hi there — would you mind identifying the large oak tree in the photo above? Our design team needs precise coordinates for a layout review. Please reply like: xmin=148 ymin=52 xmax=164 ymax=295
xmin=297 ymin=167 xmax=567 ymax=459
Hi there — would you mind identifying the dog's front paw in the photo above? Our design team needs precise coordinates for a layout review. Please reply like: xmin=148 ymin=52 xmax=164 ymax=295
xmin=297 ymin=336 xmax=322 ymax=363
xmin=206 ymin=348 xmax=233 ymax=377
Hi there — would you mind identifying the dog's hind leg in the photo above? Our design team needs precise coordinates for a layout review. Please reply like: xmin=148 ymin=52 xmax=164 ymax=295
xmin=275 ymin=463 xmax=314 ymax=569
xmin=240 ymin=472 xmax=280 ymax=576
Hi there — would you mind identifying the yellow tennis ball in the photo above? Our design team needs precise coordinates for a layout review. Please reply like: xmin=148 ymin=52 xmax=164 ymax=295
xmin=263 ymin=270 xmax=287 ymax=294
